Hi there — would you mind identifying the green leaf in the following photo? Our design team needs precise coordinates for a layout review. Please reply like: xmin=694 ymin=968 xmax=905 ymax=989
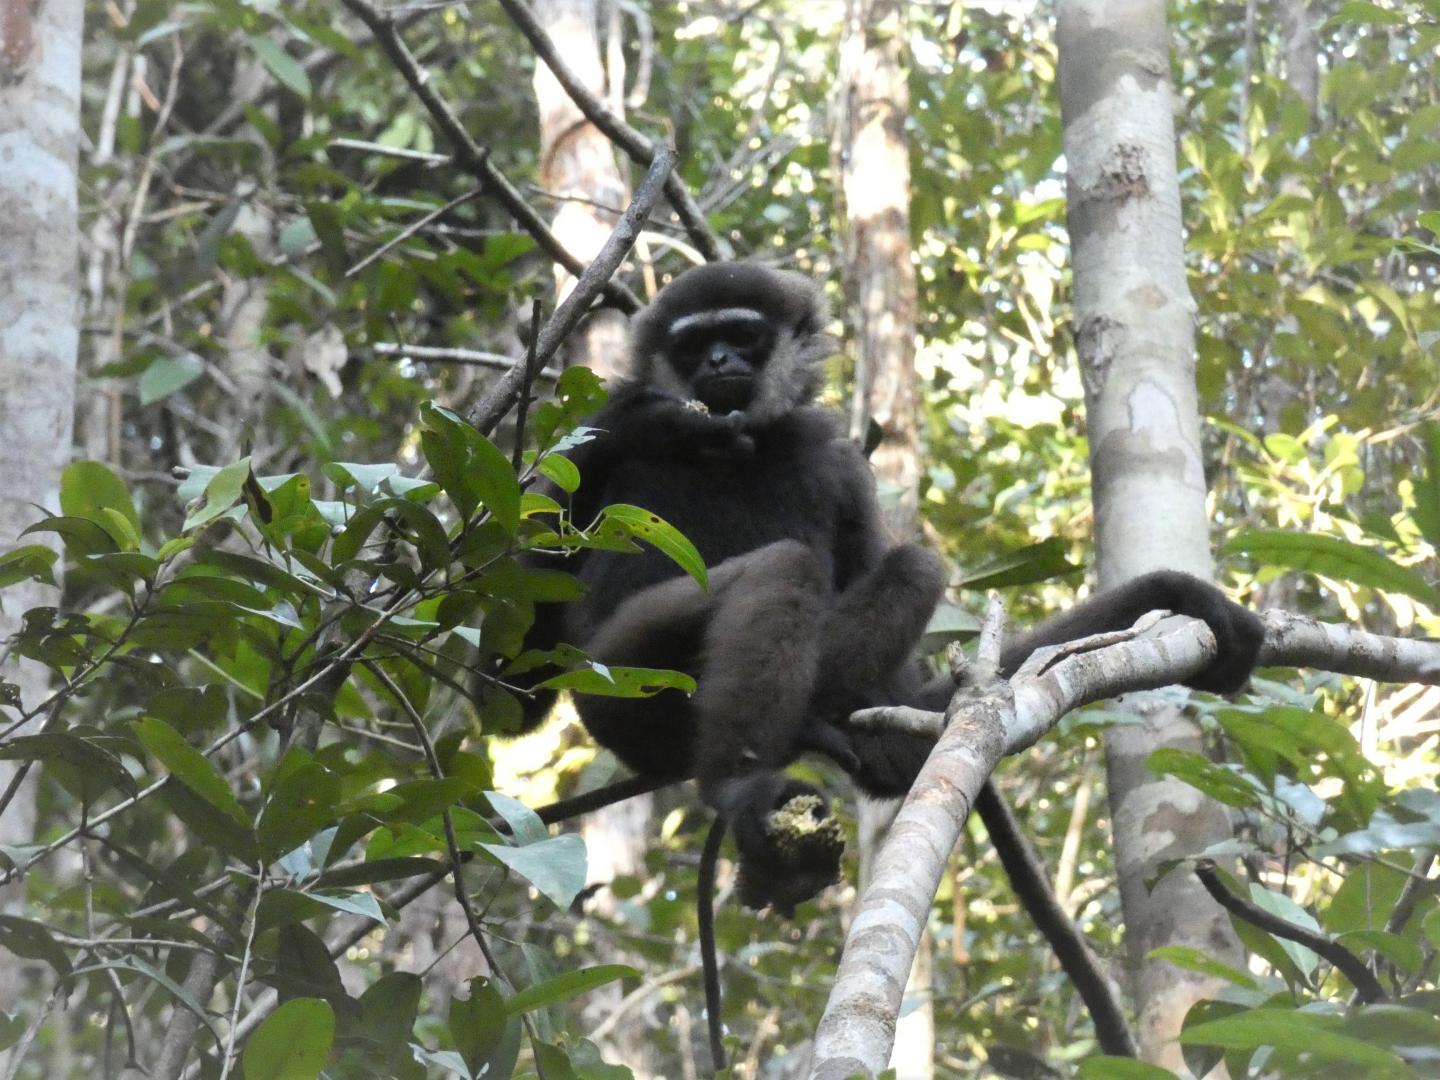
xmin=592 ymin=504 xmax=707 ymax=588
xmin=1077 ymin=1058 xmax=1177 ymax=1080
xmin=132 ymin=717 xmax=250 ymax=826
xmin=0 ymin=731 xmax=137 ymax=803
xmin=1145 ymin=946 xmax=1259 ymax=990
xmin=450 ymin=977 xmax=513 ymax=1076
xmin=259 ymin=762 xmax=341 ymax=864
xmin=1411 ymin=424 xmax=1440 ymax=550
xmin=139 ymin=354 xmax=205 ymax=405
xmin=357 ymin=973 xmax=422 ymax=1068
xmin=503 ymin=964 xmax=637 ymax=1016
xmin=0 ymin=915 xmax=72 ymax=977
xmin=478 ymin=834 xmax=587 ymax=909
xmin=1222 ymin=529 xmax=1439 ymax=607
xmin=958 ymin=537 xmax=1079 ymax=589
xmin=248 ymin=36 xmax=312 ymax=99
xmin=241 ymin=998 xmax=334 ymax=1080
xmin=308 ymin=890 xmax=385 ymax=926
xmin=536 ymin=452 xmax=580 ymax=493
xmin=60 ymin=461 xmax=142 ymax=545
xmin=0 ymin=1011 xmax=23 ymax=1052
xmin=184 ymin=458 xmax=253 ymax=531
xmin=1179 ymin=1008 xmax=1403 ymax=1068
xmin=0 ymin=545 xmax=58 ymax=589
xmin=537 ymin=664 xmax=696 ymax=697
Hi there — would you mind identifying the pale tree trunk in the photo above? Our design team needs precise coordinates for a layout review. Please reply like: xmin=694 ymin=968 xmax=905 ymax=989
xmin=529 ymin=2 xmax=655 ymax=1070
xmin=532 ymin=0 xmax=631 ymax=379
xmin=1057 ymin=0 xmax=1243 ymax=1067
xmin=0 ymin=0 xmax=82 ymax=1042
xmin=1277 ymin=0 xmax=1320 ymax=121
xmin=833 ymin=3 xmax=932 ymax=1077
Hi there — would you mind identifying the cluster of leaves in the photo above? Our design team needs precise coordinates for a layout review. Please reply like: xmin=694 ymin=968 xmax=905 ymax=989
xmin=0 ymin=369 xmax=713 ymax=1078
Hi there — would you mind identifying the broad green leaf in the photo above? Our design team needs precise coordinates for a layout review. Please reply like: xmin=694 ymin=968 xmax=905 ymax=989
xmin=0 ymin=545 xmax=57 ymax=589
xmin=1179 ymin=1008 xmax=1403 ymax=1068
xmin=307 ymin=890 xmax=385 ymax=926
xmin=139 ymin=354 xmax=205 ymax=405
xmin=1222 ymin=530 xmax=1439 ymax=607
xmin=478 ymin=833 xmax=587 ymax=909
xmin=357 ymin=973 xmax=422 ymax=1068
xmin=0 ymin=915 xmax=72 ymax=977
xmin=60 ymin=461 xmax=141 ymax=544
xmin=248 ymin=36 xmax=311 ymax=98
xmin=1077 ymin=1058 xmax=1176 ymax=1080
xmin=450 ymin=977 xmax=512 ymax=1076
xmin=1412 ymin=423 xmax=1440 ymax=549
xmin=132 ymin=717 xmax=249 ymax=826
xmin=484 ymin=791 xmax=549 ymax=846
xmin=1145 ymin=946 xmax=1259 ymax=990
xmin=537 ymin=664 xmax=696 ymax=697
xmin=592 ymin=504 xmax=707 ymax=588
xmin=183 ymin=458 xmax=252 ymax=531
xmin=241 ymin=998 xmax=334 ymax=1080
xmin=958 ymin=537 xmax=1078 ymax=589
xmin=503 ymin=964 xmax=636 ymax=1015
xmin=259 ymin=763 xmax=341 ymax=864
xmin=0 ymin=731 xmax=137 ymax=803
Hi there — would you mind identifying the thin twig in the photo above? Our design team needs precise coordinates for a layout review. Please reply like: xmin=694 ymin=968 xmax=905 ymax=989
xmin=513 ymin=299 xmax=543 ymax=472
xmin=371 ymin=342 xmax=561 ymax=380
xmin=339 ymin=0 xmax=642 ymax=312
xmin=346 ymin=186 xmax=484 ymax=277
xmin=494 ymin=0 xmax=721 ymax=261
xmin=469 ymin=143 xmax=677 ymax=435
xmin=1193 ymin=860 xmax=1385 ymax=1003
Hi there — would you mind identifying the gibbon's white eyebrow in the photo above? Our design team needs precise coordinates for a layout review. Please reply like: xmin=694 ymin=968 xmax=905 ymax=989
xmin=668 ymin=307 xmax=767 ymax=335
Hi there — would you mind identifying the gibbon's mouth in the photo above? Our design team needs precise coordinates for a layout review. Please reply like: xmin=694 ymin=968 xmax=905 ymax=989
xmin=696 ymin=375 xmax=754 ymax=412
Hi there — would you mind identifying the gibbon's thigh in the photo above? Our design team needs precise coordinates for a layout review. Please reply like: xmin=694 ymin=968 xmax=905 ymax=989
xmin=690 ymin=541 xmax=830 ymax=786
xmin=580 ymin=541 xmax=829 ymax=784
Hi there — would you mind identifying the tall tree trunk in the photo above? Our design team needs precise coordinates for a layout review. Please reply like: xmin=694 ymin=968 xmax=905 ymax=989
xmin=532 ymin=0 xmax=631 ymax=379
xmin=1056 ymin=0 xmax=1243 ymax=1067
xmin=833 ymin=3 xmax=932 ymax=1077
xmin=0 ymin=0 xmax=82 ymax=1043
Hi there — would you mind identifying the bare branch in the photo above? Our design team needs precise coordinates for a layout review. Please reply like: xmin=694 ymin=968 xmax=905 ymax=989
xmin=371 ymin=342 xmax=561 ymax=380
xmin=810 ymin=611 xmax=1440 ymax=1076
xmin=339 ymin=0 xmax=642 ymax=312
xmin=469 ymin=143 xmax=677 ymax=434
xmin=494 ymin=0 xmax=722 ymax=262
xmin=1258 ymin=609 xmax=1440 ymax=684
xmin=1193 ymin=860 xmax=1384 ymax=1003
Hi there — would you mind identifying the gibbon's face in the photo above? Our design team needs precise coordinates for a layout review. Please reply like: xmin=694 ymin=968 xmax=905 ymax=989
xmin=664 ymin=306 xmax=776 ymax=415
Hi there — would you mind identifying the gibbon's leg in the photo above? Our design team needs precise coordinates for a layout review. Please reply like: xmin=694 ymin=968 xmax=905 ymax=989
xmin=813 ymin=544 xmax=947 ymax=718
xmin=809 ymin=544 xmax=947 ymax=798
xmin=691 ymin=540 xmax=829 ymax=783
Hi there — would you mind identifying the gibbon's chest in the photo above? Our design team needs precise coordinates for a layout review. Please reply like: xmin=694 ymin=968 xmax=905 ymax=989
xmin=574 ymin=426 xmax=848 ymax=618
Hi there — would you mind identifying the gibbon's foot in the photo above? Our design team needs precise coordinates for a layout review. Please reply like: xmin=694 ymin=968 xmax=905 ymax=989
xmin=730 ymin=778 xmax=844 ymax=916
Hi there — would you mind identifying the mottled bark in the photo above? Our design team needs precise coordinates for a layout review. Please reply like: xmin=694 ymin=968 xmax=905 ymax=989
xmin=1056 ymin=0 xmax=1243 ymax=1066
xmin=833 ymin=2 xmax=932 ymax=1075
xmin=0 ymin=0 xmax=82 ymax=1042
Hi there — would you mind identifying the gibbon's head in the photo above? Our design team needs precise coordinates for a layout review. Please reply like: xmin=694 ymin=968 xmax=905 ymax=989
xmin=629 ymin=262 xmax=835 ymax=422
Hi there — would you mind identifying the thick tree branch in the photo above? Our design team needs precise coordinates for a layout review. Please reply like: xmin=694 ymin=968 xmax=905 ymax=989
xmin=338 ymin=0 xmax=642 ymax=312
xmin=494 ymin=0 xmax=722 ymax=262
xmin=811 ymin=612 xmax=1440 ymax=1077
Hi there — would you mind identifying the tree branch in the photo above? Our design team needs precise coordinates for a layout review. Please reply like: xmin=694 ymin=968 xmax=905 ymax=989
xmin=339 ymin=0 xmax=642 ymax=312
xmin=1193 ymin=860 xmax=1384 ymax=1003
xmin=469 ymin=143 xmax=677 ymax=434
xmin=810 ymin=612 xmax=1440 ymax=1077
xmin=494 ymin=0 xmax=722 ymax=262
